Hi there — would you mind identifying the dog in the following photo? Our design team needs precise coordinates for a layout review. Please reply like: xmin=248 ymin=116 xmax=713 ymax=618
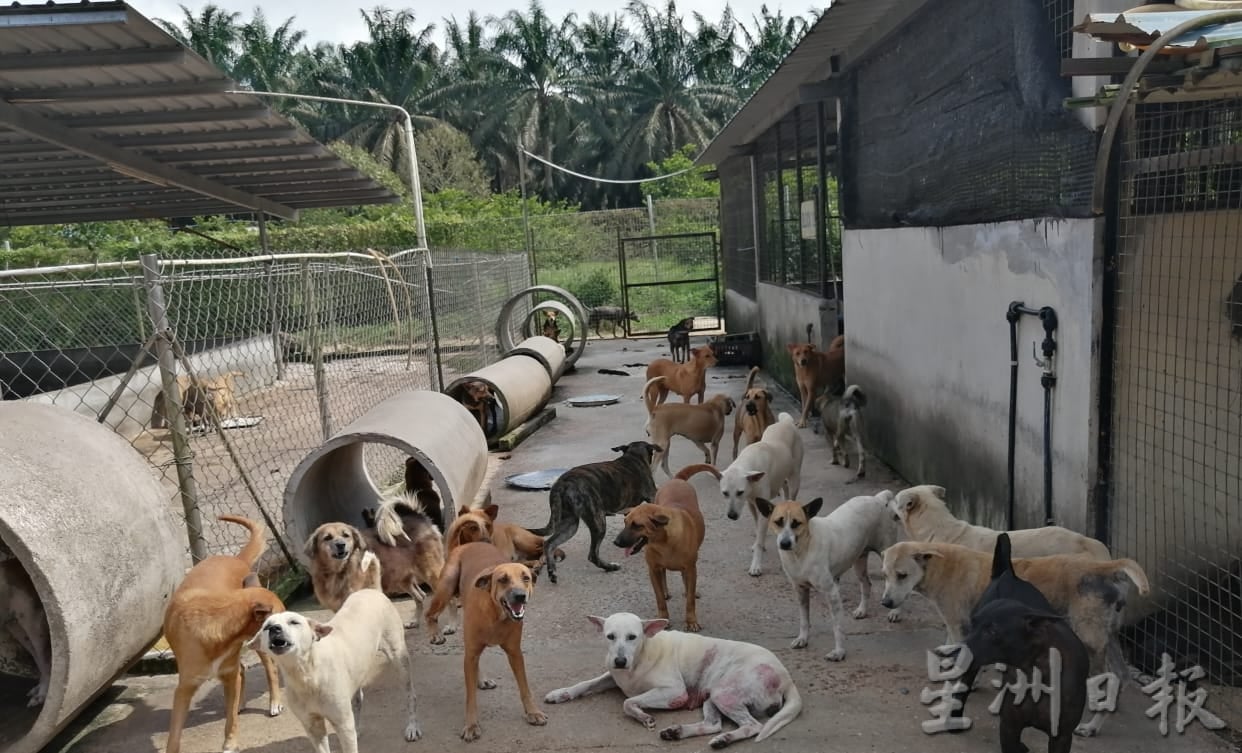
xmin=163 ymin=515 xmax=284 ymax=753
xmin=717 ymin=412 xmax=804 ymax=576
xmin=447 ymin=504 xmax=566 ymax=573
xmin=423 ymin=541 xmax=547 ymax=741
xmin=953 ymin=598 xmax=1089 ymax=753
xmin=732 ymin=366 xmax=775 ymax=460
xmin=643 ymin=377 xmax=735 ymax=476
xmin=667 ymin=317 xmax=695 ymax=363
xmin=645 ymin=345 xmax=717 ymax=405
xmin=525 ymin=441 xmax=661 ymax=583
xmin=787 ymin=333 xmax=844 ymax=428
xmin=458 ymin=380 xmax=498 ymax=435
xmin=889 ymin=485 xmax=1113 ymax=560
xmin=755 ymin=492 xmax=903 ymax=662
xmin=545 ymin=612 xmax=802 ymax=747
xmin=390 ymin=457 xmax=444 ymax=532
xmin=251 ymin=587 xmax=422 ymax=753
xmin=813 ymin=383 xmax=867 ymax=480
xmin=541 ymin=309 xmax=561 ymax=342
xmin=151 ymin=370 xmax=244 ymax=429
xmin=305 ymin=496 xmax=445 ymax=628
xmin=588 ymin=305 xmax=639 ymax=338
xmin=613 ymin=464 xmax=719 ymax=632
xmin=0 ymin=558 xmax=51 ymax=707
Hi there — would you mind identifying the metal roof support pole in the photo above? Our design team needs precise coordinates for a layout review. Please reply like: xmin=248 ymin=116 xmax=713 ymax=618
xmin=258 ymin=214 xmax=286 ymax=381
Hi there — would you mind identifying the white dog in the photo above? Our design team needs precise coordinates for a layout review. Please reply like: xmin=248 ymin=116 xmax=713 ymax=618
xmin=756 ymin=492 xmax=903 ymax=662
xmin=718 ymin=412 xmax=804 ymax=576
xmin=545 ymin=612 xmax=802 ymax=748
xmin=250 ymin=587 xmax=421 ymax=753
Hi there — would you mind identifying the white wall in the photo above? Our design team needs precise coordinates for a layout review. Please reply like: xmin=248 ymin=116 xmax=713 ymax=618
xmin=843 ymin=218 xmax=1103 ymax=533
xmin=755 ymin=282 xmax=841 ymax=396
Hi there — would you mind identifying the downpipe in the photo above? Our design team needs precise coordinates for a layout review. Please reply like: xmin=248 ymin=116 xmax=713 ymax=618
xmin=1006 ymin=302 xmax=1059 ymax=530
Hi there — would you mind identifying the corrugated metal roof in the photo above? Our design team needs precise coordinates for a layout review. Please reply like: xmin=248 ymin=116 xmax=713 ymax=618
xmin=696 ymin=0 xmax=928 ymax=166
xmin=0 ymin=1 xmax=401 ymax=226
xmin=1074 ymin=10 xmax=1242 ymax=52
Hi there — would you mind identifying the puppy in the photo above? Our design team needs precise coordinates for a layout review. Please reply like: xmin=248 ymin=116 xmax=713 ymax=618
xmin=545 ymin=612 xmax=802 ymax=748
xmin=447 ymin=504 xmax=565 ymax=572
xmin=251 ymin=588 xmax=422 ymax=753
xmin=613 ymin=464 xmax=719 ymax=632
xmin=756 ymin=492 xmax=903 ymax=662
xmin=541 ymin=309 xmax=561 ymax=342
xmin=163 ymin=515 xmax=285 ymax=753
xmin=890 ymin=484 xmax=1112 ymax=559
xmin=588 ymin=305 xmax=639 ymax=338
xmin=787 ymin=334 xmax=844 ymax=428
xmin=644 ymin=345 xmax=717 ymax=405
xmin=424 ymin=541 xmax=546 ymax=741
xmin=458 ymin=380 xmax=497 ymax=434
xmin=305 ymin=496 xmax=445 ymax=628
xmin=667 ymin=316 xmax=695 ymax=363
xmin=717 ymin=412 xmax=804 ymax=576
xmin=814 ymin=383 xmax=867 ymax=480
xmin=525 ymin=441 xmax=661 ymax=583
xmin=732 ymin=366 xmax=775 ymax=460
xmin=0 ymin=558 xmax=51 ymax=707
xmin=643 ymin=376 xmax=735 ymax=476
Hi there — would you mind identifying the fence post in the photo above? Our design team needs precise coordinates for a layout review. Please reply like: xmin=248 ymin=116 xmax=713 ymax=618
xmin=139 ymin=253 xmax=208 ymax=564
xmin=646 ymin=193 xmax=661 ymax=282
xmin=300 ymin=258 xmax=333 ymax=440
xmin=423 ymin=252 xmax=445 ymax=391
xmin=259 ymin=215 xmax=285 ymax=381
xmin=473 ymin=258 xmax=486 ymax=361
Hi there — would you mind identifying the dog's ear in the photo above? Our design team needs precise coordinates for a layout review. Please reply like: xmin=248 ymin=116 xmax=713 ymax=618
xmin=302 ymin=531 xmax=319 ymax=560
xmin=310 ymin=619 xmax=333 ymax=640
xmin=587 ymin=615 xmax=607 ymax=633
xmin=754 ymin=498 xmax=775 ymax=519
xmin=251 ymin=600 xmax=275 ymax=623
xmin=457 ymin=505 xmax=472 ymax=517
xmin=246 ymin=628 xmax=265 ymax=652
xmin=351 ymin=527 xmax=368 ymax=552
xmin=785 ymin=343 xmax=798 ymax=353
xmin=853 ymin=388 xmax=867 ymax=407
xmin=745 ymin=470 xmax=766 ymax=484
xmin=928 ymin=485 xmax=947 ymax=500
xmin=804 ymin=497 xmax=824 ymax=519
xmin=651 ymin=513 xmax=671 ymax=528
xmin=484 ymin=504 xmax=500 ymax=521
xmin=474 ymin=566 xmax=497 ymax=591
xmin=641 ymin=618 xmax=669 ymax=637
xmin=1023 ymin=612 xmax=1066 ymax=634
xmin=242 ymin=573 xmax=261 ymax=588
xmin=991 ymin=533 xmax=1013 ymax=579
xmin=913 ymin=550 xmax=943 ymax=566
xmin=611 ymin=445 xmax=626 ymax=454
xmin=761 ymin=390 xmax=772 ymax=401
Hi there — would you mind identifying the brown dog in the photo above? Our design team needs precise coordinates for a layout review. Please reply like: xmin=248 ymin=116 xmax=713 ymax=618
xmin=613 ymin=464 xmax=718 ymax=632
xmin=541 ymin=310 xmax=561 ymax=342
xmin=151 ymin=370 xmax=244 ymax=429
xmin=163 ymin=515 xmax=284 ymax=753
xmin=447 ymin=504 xmax=565 ymax=572
xmin=459 ymin=380 xmax=497 ymax=433
xmin=424 ymin=541 xmax=547 ymax=742
xmin=787 ymin=335 xmax=844 ymax=427
xmin=644 ymin=345 xmax=718 ymax=405
xmin=643 ymin=377 xmax=735 ymax=476
xmin=400 ymin=457 xmax=444 ymax=532
xmin=732 ymin=366 xmax=776 ymax=460
xmin=305 ymin=497 xmax=446 ymax=628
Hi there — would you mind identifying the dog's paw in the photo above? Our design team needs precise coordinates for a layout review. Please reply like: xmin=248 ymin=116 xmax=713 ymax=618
xmin=790 ymin=637 xmax=808 ymax=649
xmin=601 ymin=561 xmax=621 ymax=572
xmin=851 ymin=605 xmax=867 ymax=620
xmin=442 ymin=624 xmax=457 ymax=635
xmin=460 ymin=723 xmax=482 ymax=742
xmin=1074 ymin=723 xmax=1100 ymax=738
xmin=747 ymin=564 xmax=763 ymax=577
xmin=525 ymin=709 xmax=548 ymax=726
xmin=429 ymin=632 xmax=447 ymax=646
xmin=268 ymin=701 xmax=284 ymax=717
xmin=685 ymin=620 xmax=702 ymax=632
xmin=545 ymin=689 xmax=573 ymax=704
xmin=478 ymin=678 xmax=498 ymax=690
xmin=405 ymin=721 xmax=423 ymax=741
xmin=660 ymin=725 xmax=684 ymax=741
xmin=640 ymin=714 xmax=657 ymax=730
xmin=886 ymin=609 xmax=902 ymax=623
xmin=825 ymin=648 xmax=846 ymax=662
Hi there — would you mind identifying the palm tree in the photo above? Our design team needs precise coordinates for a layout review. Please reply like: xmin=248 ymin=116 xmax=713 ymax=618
xmin=155 ymin=4 xmax=242 ymax=74
xmin=234 ymin=9 xmax=308 ymax=96
xmin=737 ymin=5 xmax=810 ymax=93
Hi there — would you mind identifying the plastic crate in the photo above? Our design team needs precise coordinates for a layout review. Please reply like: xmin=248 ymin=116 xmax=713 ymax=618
xmin=710 ymin=331 xmax=761 ymax=367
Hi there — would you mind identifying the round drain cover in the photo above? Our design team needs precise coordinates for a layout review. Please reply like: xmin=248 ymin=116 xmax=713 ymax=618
xmin=505 ymin=469 xmax=568 ymax=490
xmin=566 ymin=394 xmax=621 ymax=407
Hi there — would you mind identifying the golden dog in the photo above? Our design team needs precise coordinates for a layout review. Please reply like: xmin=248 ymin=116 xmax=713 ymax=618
xmin=163 ymin=515 xmax=284 ymax=753
xmin=787 ymin=336 xmax=844 ymax=428
xmin=613 ymin=464 xmax=717 ymax=632
xmin=644 ymin=345 xmax=717 ymax=405
xmin=731 ymin=366 xmax=776 ymax=460
xmin=446 ymin=504 xmax=565 ymax=571
xmin=643 ymin=376 xmax=734 ymax=477
xmin=424 ymin=541 xmax=547 ymax=742
xmin=151 ymin=370 xmax=244 ymax=429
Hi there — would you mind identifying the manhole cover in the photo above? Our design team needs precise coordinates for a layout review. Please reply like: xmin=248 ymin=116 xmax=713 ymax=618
xmin=566 ymin=394 xmax=621 ymax=407
xmin=505 ymin=469 xmax=567 ymax=490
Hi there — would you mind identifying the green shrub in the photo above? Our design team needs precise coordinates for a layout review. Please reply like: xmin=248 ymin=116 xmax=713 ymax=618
xmin=569 ymin=268 xmax=619 ymax=309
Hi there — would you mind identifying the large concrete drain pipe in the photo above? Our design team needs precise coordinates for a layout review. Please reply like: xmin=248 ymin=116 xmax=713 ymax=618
xmin=496 ymin=285 xmax=589 ymax=369
xmin=506 ymin=335 xmax=568 ymax=381
xmin=283 ymin=390 xmax=488 ymax=549
xmin=444 ymin=353 xmax=553 ymax=441
xmin=0 ymin=402 xmax=184 ymax=753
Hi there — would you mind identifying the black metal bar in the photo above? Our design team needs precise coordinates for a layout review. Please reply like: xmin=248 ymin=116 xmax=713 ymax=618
xmin=617 ymin=228 xmax=630 ymax=337
xmin=712 ymin=233 xmax=723 ymax=329
xmin=619 ymin=231 xmax=718 ymax=242
xmin=623 ymin=278 xmax=717 ymax=289
xmin=816 ymin=99 xmax=829 ymax=299
xmin=794 ymin=105 xmax=806 ymax=289
xmin=425 ymin=263 xmax=444 ymax=392
xmin=1093 ymin=118 xmax=1122 ymax=546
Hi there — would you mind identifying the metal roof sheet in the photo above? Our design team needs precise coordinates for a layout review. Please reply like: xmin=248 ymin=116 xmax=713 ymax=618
xmin=1074 ymin=10 xmax=1242 ymax=52
xmin=696 ymin=0 xmax=928 ymax=166
xmin=0 ymin=1 xmax=401 ymax=226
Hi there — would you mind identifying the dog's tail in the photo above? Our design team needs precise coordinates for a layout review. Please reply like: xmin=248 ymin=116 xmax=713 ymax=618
xmin=744 ymin=366 xmax=761 ymax=391
xmin=372 ymin=494 xmax=423 ymax=547
xmin=1112 ymin=558 xmax=1151 ymax=596
xmin=642 ymin=376 xmax=665 ymax=416
xmin=991 ymin=532 xmax=1014 ymax=580
xmin=219 ymin=515 xmax=267 ymax=568
xmin=842 ymin=384 xmax=866 ymax=408
xmin=359 ymin=550 xmax=383 ymax=591
xmin=674 ymin=463 xmax=722 ymax=482
xmin=755 ymin=680 xmax=803 ymax=742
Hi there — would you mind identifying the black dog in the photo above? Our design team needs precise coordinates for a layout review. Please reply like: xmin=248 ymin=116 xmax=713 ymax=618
xmin=961 ymin=598 xmax=1089 ymax=753
xmin=588 ymin=305 xmax=639 ymax=338
xmin=525 ymin=441 xmax=660 ymax=583
xmin=667 ymin=317 xmax=695 ymax=363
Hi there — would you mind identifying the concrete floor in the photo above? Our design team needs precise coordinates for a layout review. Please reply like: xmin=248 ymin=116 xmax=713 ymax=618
xmin=42 ymin=338 xmax=1237 ymax=753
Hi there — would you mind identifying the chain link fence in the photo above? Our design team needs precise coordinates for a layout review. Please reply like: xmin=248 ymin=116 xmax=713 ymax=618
xmin=0 ymin=248 xmax=530 ymax=581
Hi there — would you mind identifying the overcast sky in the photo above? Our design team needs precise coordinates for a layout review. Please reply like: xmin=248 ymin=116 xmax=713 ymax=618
xmin=130 ymin=0 xmax=818 ymax=49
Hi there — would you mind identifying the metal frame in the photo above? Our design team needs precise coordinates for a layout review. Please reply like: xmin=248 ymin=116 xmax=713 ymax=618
xmin=618 ymin=231 xmax=723 ymax=337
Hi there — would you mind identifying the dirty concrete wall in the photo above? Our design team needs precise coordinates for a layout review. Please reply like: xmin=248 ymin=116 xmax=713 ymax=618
xmin=725 ymin=289 xmax=759 ymax=335
xmin=755 ymin=282 xmax=842 ymax=399
xmin=843 ymin=218 xmax=1103 ymax=534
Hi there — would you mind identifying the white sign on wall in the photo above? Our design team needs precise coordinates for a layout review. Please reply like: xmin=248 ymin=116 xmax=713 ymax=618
xmin=800 ymin=199 xmax=817 ymax=240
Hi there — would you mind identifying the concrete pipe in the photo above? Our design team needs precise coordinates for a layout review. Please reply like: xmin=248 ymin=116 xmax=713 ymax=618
xmin=444 ymin=355 xmax=553 ymax=441
xmin=283 ymin=390 xmax=488 ymax=551
xmin=521 ymin=300 xmax=576 ymax=343
xmin=0 ymin=402 xmax=184 ymax=753
xmin=506 ymin=335 xmax=568 ymax=382
xmin=496 ymin=285 xmax=589 ymax=369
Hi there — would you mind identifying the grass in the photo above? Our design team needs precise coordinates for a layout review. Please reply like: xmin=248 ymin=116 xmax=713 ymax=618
xmin=538 ymin=258 xmax=722 ymax=334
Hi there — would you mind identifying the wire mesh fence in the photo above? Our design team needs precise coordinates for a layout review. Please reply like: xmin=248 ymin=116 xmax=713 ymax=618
xmin=0 ymin=248 xmax=529 ymax=579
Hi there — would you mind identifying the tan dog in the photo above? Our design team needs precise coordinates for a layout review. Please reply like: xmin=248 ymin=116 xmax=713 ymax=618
xmin=447 ymin=504 xmax=565 ymax=572
xmin=459 ymin=380 xmax=496 ymax=433
xmin=305 ymin=497 xmax=446 ymax=628
xmin=644 ymin=345 xmax=717 ymax=405
xmin=890 ymin=484 xmax=1112 ymax=559
xmin=643 ymin=377 xmax=735 ymax=476
xmin=787 ymin=335 xmax=844 ymax=428
xmin=151 ymin=370 xmax=244 ymax=429
xmin=613 ymin=464 xmax=718 ymax=632
xmin=424 ymin=541 xmax=547 ymax=742
xmin=732 ymin=366 xmax=776 ymax=460
xmin=163 ymin=515 xmax=284 ymax=753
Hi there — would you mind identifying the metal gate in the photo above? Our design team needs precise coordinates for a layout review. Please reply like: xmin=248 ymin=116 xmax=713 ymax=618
xmin=1105 ymin=92 xmax=1242 ymax=735
xmin=618 ymin=231 xmax=722 ymax=337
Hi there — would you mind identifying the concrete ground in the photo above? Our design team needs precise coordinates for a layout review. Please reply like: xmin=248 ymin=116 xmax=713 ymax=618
xmin=44 ymin=338 xmax=1236 ymax=753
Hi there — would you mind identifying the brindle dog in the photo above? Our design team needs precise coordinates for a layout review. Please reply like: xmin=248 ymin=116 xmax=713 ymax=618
xmin=525 ymin=441 xmax=661 ymax=584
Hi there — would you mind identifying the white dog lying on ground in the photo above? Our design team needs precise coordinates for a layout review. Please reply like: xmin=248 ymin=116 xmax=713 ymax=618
xmin=250 ymin=580 xmax=421 ymax=753
xmin=717 ymin=412 xmax=804 ymax=577
xmin=545 ymin=612 xmax=802 ymax=748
